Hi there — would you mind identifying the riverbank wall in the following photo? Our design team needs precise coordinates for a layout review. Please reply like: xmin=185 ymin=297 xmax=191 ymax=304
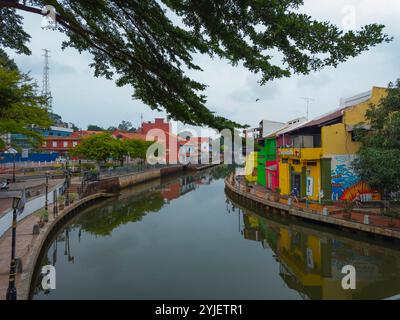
xmin=81 ymin=165 xmax=185 ymax=197
xmin=225 ymin=176 xmax=400 ymax=241
xmin=0 ymin=192 xmax=116 ymax=300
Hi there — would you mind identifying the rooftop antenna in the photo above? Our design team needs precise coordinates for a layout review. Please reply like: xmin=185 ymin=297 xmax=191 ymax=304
xmin=41 ymin=49 xmax=53 ymax=112
xmin=301 ymin=97 xmax=315 ymax=120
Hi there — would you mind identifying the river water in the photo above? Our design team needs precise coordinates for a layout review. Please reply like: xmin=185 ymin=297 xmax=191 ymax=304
xmin=31 ymin=166 xmax=400 ymax=300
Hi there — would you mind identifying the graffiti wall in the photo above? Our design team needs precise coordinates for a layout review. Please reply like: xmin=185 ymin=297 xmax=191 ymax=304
xmin=331 ymin=155 xmax=380 ymax=201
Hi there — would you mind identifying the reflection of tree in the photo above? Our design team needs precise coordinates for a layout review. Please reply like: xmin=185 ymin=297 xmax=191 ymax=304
xmin=74 ymin=192 xmax=165 ymax=236
xmin=31 ymin=255 xmax=51 ymax=297
xmin=209 ymin=165 xmax=236 ymax=181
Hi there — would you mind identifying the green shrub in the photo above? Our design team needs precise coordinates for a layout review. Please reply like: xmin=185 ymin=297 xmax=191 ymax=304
xmin=69 ymin=192 xmax=78 ymax=202
xmin=81 ymin=163 xmax=96 ymax=171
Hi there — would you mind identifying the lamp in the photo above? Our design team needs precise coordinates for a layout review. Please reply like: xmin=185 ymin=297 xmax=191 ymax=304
xmin=12 ymin=196 xmax=21 ymax=210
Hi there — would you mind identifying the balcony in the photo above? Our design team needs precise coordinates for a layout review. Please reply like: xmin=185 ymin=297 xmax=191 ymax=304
xmin=278 ymin=147 xmax=323 ymax=160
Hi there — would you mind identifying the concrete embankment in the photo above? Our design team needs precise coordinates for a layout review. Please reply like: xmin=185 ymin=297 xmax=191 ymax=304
xmin=225 ymin=176 xmax=400 ymax=241
xmin=81 ymin=165 xmax=185 ymax=197
xmin=0 ymin=192 xmax=116 ymax=300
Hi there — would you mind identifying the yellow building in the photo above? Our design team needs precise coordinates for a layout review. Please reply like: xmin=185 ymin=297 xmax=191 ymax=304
xmin=244 ymin=151 xmax=258 ymax=183
xmin=278 ymin=87 xmax=386 ymax=201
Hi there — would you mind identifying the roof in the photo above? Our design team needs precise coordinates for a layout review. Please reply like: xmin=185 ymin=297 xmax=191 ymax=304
xmin=278 ymin=88 xmax=378 ymax=135
xmin=112 ymin=129 xmax=147 ymax=140
xmin=45 ymin=136 xmax=80 ymax=141
xmin=70 ymin=130 xmax=104 ymax=138
xmin=268 ymin=117 xmax=308 ymax=137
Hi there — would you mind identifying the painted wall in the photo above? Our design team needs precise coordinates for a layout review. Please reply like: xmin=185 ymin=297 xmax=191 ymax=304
xmin=245 ymin=152 xmax=258 ymax=182
xmin=343 ymin=87 xmax=388 ymax=127
xmin=265 ymin=160 xmax=279 ymax=190
xmin=330 ymin=154 xmax=380 ymax=201
xmin=257 ymin=138 xmax=277 ymax=187
xmin=322 ymin=123 xmax=360 ymax=156
xmin=278 ymin=161 xmax=291 ymax=196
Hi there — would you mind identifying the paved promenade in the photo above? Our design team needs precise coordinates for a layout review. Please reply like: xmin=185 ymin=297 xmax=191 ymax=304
xmin=0 ymin=178 xmax=63 ymax=218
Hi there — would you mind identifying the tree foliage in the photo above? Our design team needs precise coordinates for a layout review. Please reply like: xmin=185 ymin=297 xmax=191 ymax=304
xmin=0 ymin=0 xmax=392 ymax=130
xmin=87 ymin=124 xmax=105 ymax=131
xmin=70 ymin=132 xmax=154 ymax=163
xmin=353 ymin=80 xmax=400 ymax=197
xmin=70 ymin=132 xmax=117 ymax=162
xmin=0 ymin=48 xmax=51 ymax=149
xmin=118 ymin=120 xmax=133 ymax=132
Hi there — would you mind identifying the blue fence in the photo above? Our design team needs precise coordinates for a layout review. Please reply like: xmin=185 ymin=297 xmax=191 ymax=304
xmin=0 ymin=152 xmax=59 ymax=164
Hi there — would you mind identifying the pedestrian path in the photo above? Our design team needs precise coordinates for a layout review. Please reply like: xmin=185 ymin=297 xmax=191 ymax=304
xmin=229 ymin=174 xmax=400 ymax=236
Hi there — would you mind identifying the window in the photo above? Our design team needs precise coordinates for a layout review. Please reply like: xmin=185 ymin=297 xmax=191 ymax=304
xmin=292 ymin=159 xmax=300 ymax=165
xmin=282 ymin=158 xmax=288 ymax=164
xmin=307 ymin=161 xmax=317 ymax=166
xmin=73 ymin=141 xmax=78 ymax=147
xmin=292 ymin=135 xmax=321 ymax=148
xmin=63 ymin=141 xmax=68 ymax=147
xmin=52 ymin=141 xmax=57 ymax=148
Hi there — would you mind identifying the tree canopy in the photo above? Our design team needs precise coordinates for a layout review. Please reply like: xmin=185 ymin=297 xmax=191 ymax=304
xmin=353 ymin=80 xmax=400 ymax=198
xmin=87 ymin=124 xmax=105 ymax=131
xmin=0 ymin=48 xmax=51 ymax=149
xmin=70 ymin=132 xmax=154 ymax=163
xmin=0 ymin=1 xmax=392 ymax=130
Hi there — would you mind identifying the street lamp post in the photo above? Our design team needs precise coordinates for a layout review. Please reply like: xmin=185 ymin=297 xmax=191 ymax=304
xmin=12 ymin=154 xmax=16 ymax=183
xmin=65 ymin=157 xmax=70 ymax=206
xmin=45 ymin=171 xmax=49 ymax=211
xmin=6 ymin=192 xmax=24 ymax=300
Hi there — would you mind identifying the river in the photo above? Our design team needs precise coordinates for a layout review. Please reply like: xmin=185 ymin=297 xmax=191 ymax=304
xmin=31 ymin=166 xmax=400 ymax=300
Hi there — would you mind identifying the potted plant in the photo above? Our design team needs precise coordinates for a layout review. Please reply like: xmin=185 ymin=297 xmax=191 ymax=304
xmin=58 ymin=195 xmax=65 ymax=210
xmin=341 ymin=200 xmax=354 ymax=219
xmin=245 ymin=180 xmax=252 ymax=193
xmin=69 ymin=192 xmax=78 ymax=204
xmin=37 ymin=209 xmax=48 ymax=227
xmin=385 ymin=211 xmax=398 ymax=227
xmin=270 ymin=188 xmax=281 ymax=202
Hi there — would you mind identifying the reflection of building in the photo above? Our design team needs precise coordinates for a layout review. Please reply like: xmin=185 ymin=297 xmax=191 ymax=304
xmin=161 ymin=175 xmax=197 ymax=200
xmin=240 ymin=208 xmax=400 ymax=300
xmin=278 ymin=87 xmax=386 ymax=201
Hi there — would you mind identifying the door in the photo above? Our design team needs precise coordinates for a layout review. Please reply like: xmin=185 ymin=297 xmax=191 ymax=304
xmin=291 ymin=173 xmax=301 ymax=196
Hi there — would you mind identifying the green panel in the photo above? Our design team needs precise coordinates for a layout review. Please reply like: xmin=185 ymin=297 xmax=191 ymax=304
xmin=265 ymin=138 xmax=277 ymax=161
xmin=301 ymin=166 xmax=306 ymax=197
xmin=257 ymin=137 xmax=278 ymax=187
xmin=320 ymin=158 xmax=332 ymax=200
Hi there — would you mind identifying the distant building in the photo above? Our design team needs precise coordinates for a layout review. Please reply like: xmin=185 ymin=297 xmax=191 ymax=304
xmin=41 ymin=136 xmax=80 ymax=156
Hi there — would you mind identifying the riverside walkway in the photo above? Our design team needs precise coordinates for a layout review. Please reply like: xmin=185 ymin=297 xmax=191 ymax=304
xmin=225 ymin=174 xmax=400 ymax=240
xmin=0 ymin=192 xmax=115 ymax=300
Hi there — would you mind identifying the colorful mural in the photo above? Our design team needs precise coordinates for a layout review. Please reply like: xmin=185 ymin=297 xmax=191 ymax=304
xmin=331 ymin=155 xmax=380 ymax=201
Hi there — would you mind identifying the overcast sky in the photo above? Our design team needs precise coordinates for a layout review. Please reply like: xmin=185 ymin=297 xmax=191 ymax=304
xmin=5 ymin=0 xmax=400 ymax=136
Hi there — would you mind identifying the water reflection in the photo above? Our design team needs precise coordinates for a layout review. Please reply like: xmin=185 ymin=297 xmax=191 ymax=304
xmin=31 ymin=165 xmax=400 ymax=300
xmin=230 ymin=199 xmax=400 ymax=300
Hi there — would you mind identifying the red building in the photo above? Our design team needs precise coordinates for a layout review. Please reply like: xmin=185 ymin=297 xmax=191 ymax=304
xmin=41 ymin=136 xmax=81 ymax=155
xmin=140 ymin=118 xmax=184 ymax=164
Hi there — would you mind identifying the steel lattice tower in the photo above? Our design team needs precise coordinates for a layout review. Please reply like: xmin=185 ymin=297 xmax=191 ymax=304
xmin=41 ymin=49 xmax=53 ymax=112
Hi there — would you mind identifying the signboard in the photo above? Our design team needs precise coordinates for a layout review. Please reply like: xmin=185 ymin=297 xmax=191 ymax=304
xmin=22 ymin=148 xmax=29 ymax=158
xmin=306 ymin=176 xmax=314 ymax=197
xmin=278 ymin=149 xmax=294 ymax=156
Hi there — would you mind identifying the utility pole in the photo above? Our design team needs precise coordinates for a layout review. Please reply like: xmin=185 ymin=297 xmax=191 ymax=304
xmin=41 ymin=49 xmax=53 ymax=112
xmin=301 ymin=97 xmax=315 ymax=120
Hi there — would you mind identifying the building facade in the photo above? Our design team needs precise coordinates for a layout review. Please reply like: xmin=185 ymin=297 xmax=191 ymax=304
xmin=277 ymin=87 xmax=386 ymax=202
